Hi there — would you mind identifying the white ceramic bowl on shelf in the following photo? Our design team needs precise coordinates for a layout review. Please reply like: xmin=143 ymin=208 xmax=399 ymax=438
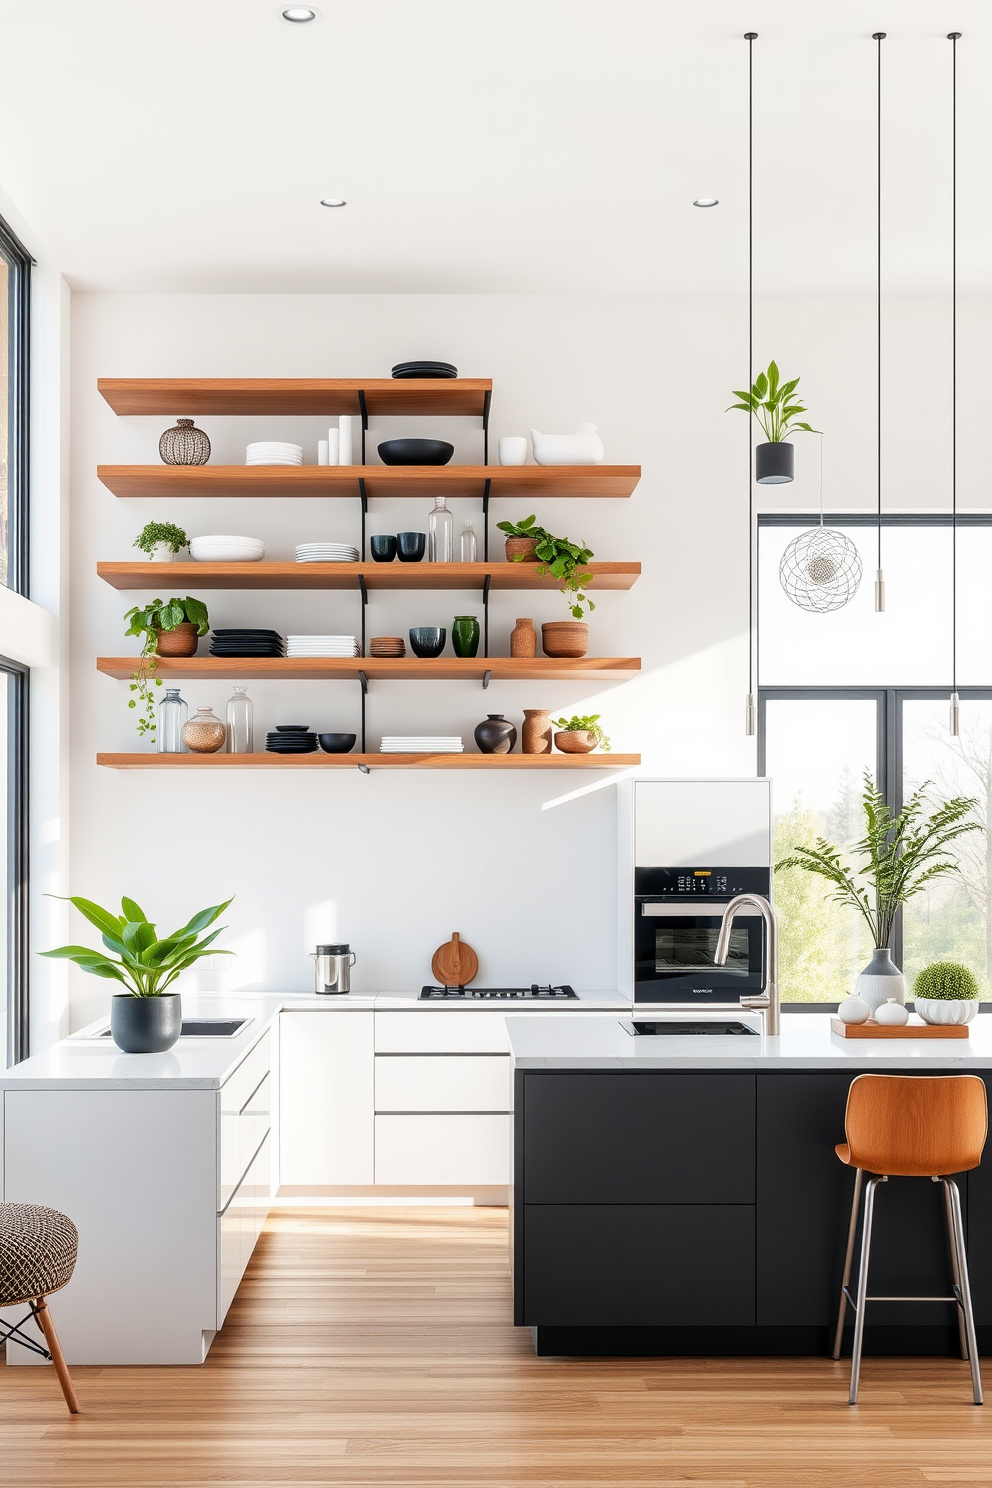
xmin=190 ymin=536 xmax=265 ymax=563
xmin=914 ymin=996 xmax=981 ymax=1025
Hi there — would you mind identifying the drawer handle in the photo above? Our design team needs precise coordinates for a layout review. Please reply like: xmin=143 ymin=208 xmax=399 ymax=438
xmin=239 ymin=1071 xmax=270 ymax=1115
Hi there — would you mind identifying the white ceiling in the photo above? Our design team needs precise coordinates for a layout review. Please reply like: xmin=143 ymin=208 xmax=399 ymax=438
xmin=0 ymin=0 xmax=989 ymax=294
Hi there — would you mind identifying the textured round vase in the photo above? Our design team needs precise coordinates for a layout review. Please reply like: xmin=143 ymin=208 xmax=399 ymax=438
xmin=522 ymin=708 xmax=552 ymax=755
xmin=155 ymin=622 xmax=199 ymax=657
xmin=182 ymin=707 xmax=226 ymax=753
xmin=554 ymin=730 xmax=597 ymax=753
xmin=755 ymin=441 xmax=794 ymax=485
xmin=451 ymin=615 xmax=481 ymax=658
xmin=837 ymin=994 xmax=870 ymax=1025
xmin=542 ymin=621 xmax=588 ymax=658
xmin=111 ymin=992 xmax=182 ymax=1053
xmin=159 ymin=418 xmax=210 ymax=466
xmin=505 ymin=537 xmax=540 ymax=562
xmin=855 ymin=946 xmax=907 ymax=1015
xmin=914 ymin=996 xmax=980 ymax=1026
xmin=510 ymin=617 xmax=537 ymax=658
xmin=475 ymin=714 xmax=517 ymax=754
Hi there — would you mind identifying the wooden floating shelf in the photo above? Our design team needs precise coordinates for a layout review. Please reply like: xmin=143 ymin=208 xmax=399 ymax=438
xmin=97 ymin=752 xmax=641 ymax=771
xmin=97 ymin=464 xmax=641 ymax=500
xmin=98 ymin=377 xmax=492 ymax=419
xmin=97 ymin=656 xmax=641 ymax=682
xmin=97 ymin=560 xmax=641 ymax=593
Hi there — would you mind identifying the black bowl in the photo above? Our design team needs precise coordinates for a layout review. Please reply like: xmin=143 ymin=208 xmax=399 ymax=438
xmin=378 ymin=439 xmax=454 ymax=466
xmin=318 ymin=733 xmax=357 ymax=754
xmin=409 ymin=626 xmax=446 ymax=659
xmin=370 ymin=534 xmax=397 ymax=563
xmin=397 ymin=531 xmax=426 ymax=563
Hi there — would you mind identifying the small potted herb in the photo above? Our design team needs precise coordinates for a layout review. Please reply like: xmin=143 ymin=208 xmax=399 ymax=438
xmin=41 ymin=894 xmax=234 ymax=1052
xmin=727 ymin=359 xmax=818 ymax=484
xmin=913 ymin=962 xmax=982 ymax=1026
xmin=497 ymin=514 xmax=595 ymax=657
xmin=124 ymin=596 xmax=210 ymax=739
xmin=134 ymin=521 xmax=190 ymax=562
xmin=553 ymin=714 xmax=611 ymax=754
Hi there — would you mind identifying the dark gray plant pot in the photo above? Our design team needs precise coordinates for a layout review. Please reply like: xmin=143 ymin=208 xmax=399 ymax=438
xmin=111 ymin=992 xmax=182 ymax=1053
xmin=755 ymin=442 xmax=794 ymax=484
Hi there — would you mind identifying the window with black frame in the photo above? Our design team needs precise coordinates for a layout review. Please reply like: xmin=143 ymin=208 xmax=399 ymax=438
xmin=758 ymin=515 xmax=992 ymax=1004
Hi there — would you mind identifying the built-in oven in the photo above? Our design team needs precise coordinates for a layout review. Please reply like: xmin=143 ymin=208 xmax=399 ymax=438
xmin=633 ymin=866 xmax=771 ymax=1011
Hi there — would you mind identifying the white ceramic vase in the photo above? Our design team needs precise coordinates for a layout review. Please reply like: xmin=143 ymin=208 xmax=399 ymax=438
xmin=498 ymin=436 xmax=528 ymax=466
xmin=855 ymin=946 xmax=906 ymax=1015
xmin=149 ymin=542 xmax=175 ymax=562
xmin=914 ymin=996 xmax=980 ymax=1026
xmin=874 ymin=997 xmax=910 ymax=1027
xmin=531 ymin=422 xmax=604 ymax=466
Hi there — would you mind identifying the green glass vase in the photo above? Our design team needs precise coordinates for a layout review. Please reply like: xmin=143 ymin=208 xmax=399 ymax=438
xmin=452 ymin=615 xmax=481 ymax=658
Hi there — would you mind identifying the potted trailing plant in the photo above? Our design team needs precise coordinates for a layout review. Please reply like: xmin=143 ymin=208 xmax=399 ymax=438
xmin=913 ymin=962 xmax=982 ymax=1026
xmin=133 ymin=521 xmax=190 ymax=562
xmin=553 ymin=714 xmax=611 ymax=754
xmin=776 ymin=774 xmax=981 ymax=1013
xmin=496 ymin=514 xmax=595 ymax=657
xmin=727 ymin=359 xmax=818 ymax=484
xmin=124 ymin=596 xmax=210 ymax=740
xmin=40 ymin=894 xmax=234 ymax=1052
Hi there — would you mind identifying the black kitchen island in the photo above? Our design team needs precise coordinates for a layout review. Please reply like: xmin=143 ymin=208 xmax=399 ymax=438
xmin=508 ymin=1013 xmax=992 ymax=1357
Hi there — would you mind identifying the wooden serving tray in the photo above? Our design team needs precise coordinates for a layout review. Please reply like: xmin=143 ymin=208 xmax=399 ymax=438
xmin=831 ymin=1016 xmax=969 ymax=1039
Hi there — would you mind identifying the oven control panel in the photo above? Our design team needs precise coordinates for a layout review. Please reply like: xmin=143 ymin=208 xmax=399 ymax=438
xmin=634 ymin=866 xmax=771 ymax=898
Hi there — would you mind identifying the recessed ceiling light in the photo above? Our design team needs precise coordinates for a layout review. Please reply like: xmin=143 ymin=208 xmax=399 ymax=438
xmin=693 ymin=198 xmax=719 ymax=208
xmin=281 ymin=6 xmax=319 ymax=22
xmin=320 ymin=198 xmax=347 ymax=208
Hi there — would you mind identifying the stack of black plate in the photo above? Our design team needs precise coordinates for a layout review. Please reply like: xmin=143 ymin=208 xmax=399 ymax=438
xmin=391 ymin=360 xmax=458 ymax=380
xmin=210 ymin=628 xmax=285 ymax=657
xmin=266 ymin=726 xmax=317 ymax=754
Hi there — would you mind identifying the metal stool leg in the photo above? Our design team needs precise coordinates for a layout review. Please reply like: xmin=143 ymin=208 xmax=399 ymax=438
xmin=941 ymin=1177 xmax=969 ymax=1362
xmin=943 ymin=1178 xmax=983 ymax=1406
xmin=849 ymin=1175 xmax=884 ymax=1404
xmin=833 ymin=1166 xmax=864 ymax=1360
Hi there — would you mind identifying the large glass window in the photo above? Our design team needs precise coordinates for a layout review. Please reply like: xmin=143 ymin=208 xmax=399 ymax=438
xmin=0 ymin=215 xmax=30 ymax=594
xmin=0 ymin=660 xmax=27 ymax=1067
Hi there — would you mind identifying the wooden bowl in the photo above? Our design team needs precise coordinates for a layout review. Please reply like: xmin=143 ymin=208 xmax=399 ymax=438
xmin=554 ymin=730 xmax=597 ymax=753
xmin=541 ymin=621 xmax=588 ymax=658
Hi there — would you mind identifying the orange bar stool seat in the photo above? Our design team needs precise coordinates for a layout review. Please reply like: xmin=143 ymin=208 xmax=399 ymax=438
xmin=833 ymin=1073 xmax=987 ymax=1405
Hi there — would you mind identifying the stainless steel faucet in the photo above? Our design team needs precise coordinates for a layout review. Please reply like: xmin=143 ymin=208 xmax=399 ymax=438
xmin=714 ymin=893 xmax=780 ymax=1036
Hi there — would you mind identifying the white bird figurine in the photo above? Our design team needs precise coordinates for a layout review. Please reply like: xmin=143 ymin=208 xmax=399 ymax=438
xmin=530 ymin=422 xmax=605 ymax=466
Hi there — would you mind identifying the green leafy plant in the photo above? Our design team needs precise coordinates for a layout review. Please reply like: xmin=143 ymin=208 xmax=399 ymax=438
xmin=914 ymin=962 xmax=979 ymax=1002
xmin=39 ymin=894 xmax=234 ymax=997
xmin=124 ymin=596 xmax=210 ymax=739
xmin=727 ymin=359 xmax=819 ymax=444
xmin=496 ymin=513 xmax=595 ymax=619
xmin=776 ymin=773 xmax=981 ymax=951
xmin=553 ymin=714 xmax=611 ymax=751
xmin=133 ymin=521 xmax=189 ymax=557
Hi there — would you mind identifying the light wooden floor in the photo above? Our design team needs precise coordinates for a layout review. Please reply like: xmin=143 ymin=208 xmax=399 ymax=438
xmin=2 ymin=1205 xmax=992 ymax=1487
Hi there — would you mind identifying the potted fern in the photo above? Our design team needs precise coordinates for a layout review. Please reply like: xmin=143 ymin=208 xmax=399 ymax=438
xmin=727 ymin=359 xmax=818 ymax=484
xmin=913 ymin=962 xmax=982 ymax=1026
xmin=776 ymin=774 xmax=981 ymax=1013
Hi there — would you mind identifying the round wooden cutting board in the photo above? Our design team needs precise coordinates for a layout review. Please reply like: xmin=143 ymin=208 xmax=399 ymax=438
xmin=431 ymin=933 xmax=479 ymax=988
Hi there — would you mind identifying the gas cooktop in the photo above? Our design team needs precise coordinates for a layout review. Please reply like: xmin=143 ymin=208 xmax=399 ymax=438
xmin=419 ymin=984 xmax=578 ymax=1000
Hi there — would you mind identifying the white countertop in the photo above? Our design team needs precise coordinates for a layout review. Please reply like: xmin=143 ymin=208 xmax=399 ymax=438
xmin=506 ymin=1011 xmax=992 ymax=1071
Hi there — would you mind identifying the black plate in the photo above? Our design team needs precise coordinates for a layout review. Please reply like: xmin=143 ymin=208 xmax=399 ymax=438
xmin=392 ymin=361 xmax=457 ymax=377
xmin=211 ymin=629 xmax=283 ymax=638
xmin=378 ymin=438 xmax=454 ymax=466
xmin=266 ymin=745 xmax=317 ymax=754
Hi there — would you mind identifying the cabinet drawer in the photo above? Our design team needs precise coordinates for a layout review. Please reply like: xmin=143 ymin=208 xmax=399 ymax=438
xmin=219 ymin=1070 xmax=271 ymax=1209
xmin=375 ymin=1055 xmax=511 ymax=1112
xmin=374 ymin=1114 xmax=510 ymax=1185
xmin=217 ymin=1131 xmax=270 ymax=1327
xmin=279 ymin=1010 xmax=374 ymax=1186
xmin=375 ymin=1011 xmax=509 ymax=1054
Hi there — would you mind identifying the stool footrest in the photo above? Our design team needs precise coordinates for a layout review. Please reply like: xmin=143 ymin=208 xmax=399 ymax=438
xmin=0 ymin=1309 xmax=54 ymax=1362
xmin=843 ymin=1284 xmax=961 ymax=1309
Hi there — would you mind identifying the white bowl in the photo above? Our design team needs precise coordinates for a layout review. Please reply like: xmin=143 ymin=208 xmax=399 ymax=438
xmin=190 ymin=536 xmax=265 ymax=562
xmin=914 ymin=996 xmax=980 ymax=1025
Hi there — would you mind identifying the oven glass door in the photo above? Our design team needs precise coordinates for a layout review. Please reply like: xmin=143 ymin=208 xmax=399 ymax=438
xmin=634 ymin=902 xmax=765 ymax=1006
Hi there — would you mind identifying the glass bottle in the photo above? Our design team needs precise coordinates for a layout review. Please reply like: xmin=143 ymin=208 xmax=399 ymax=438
xmin=428 ymin=495 xmax=454 ymax=563
xmin=157 ymin=688 xmax=188 ymax=753
xmin=460 ymin=519 xmax=478 ymax=563
xmin=227 ymin=685 xmax=253 ymax=754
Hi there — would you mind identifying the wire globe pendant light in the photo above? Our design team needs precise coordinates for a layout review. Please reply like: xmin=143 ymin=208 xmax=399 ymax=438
xmin=779 ymin=437 xmax=863 ymax=612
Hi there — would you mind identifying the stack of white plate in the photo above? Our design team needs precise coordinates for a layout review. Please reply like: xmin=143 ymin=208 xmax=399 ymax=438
xmin=295 ymin=542 xmax=360 ymax=563
xmin=190 ymin=535 xmax=265 ymax=562
xmin=380 ymin=736 xmax=464 ymax=753
xmin=286 ymin=635 xmax=361 ymax=657
xmin=246 ymin=441 xmax=303 ymax=466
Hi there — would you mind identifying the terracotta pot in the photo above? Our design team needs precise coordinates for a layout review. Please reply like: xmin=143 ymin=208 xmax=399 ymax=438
xmin=155 ymin=622 xmax=199 ymax=657
xmin=505 ymin=536 xmax=541 ymax=562
xmin=510 ymin=617 xmax=537 ymax=658
xmin=541 ymin=621 xmax=588 ymax=658
xmin=554 ymin=730 xmax=597 ymax=754
xmin=522 ymin=708 xmax=552 ymax=755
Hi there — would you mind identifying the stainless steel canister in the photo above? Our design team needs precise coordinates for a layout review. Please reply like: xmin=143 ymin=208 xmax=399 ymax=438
xmin=310 ymin=943 xmax=356 ymax=995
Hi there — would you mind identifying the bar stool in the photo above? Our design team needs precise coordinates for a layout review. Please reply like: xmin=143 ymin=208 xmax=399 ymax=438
xmin=0 ymin=1203 xmax=80 ymax=1413
xmin=832 ymin=1073 xmax=986 ymax=1405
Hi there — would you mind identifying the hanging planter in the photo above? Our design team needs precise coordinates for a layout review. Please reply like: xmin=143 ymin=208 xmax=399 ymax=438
xmin=728 ymin=360 xmax=818 ymax=485
xmin=755 ymin=442 xmax=794 ymax=484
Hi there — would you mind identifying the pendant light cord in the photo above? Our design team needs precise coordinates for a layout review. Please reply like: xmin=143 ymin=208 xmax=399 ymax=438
xmin=950 ymin=31 xmax=960 ymax=700
xmin=874 ymin=33 xmax=885 ymax=583
xmin=746 ymin=31 xmax=757 ymax=722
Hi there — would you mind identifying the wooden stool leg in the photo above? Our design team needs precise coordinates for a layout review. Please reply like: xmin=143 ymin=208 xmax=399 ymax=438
xmin=32 ymin=1297 xmax=80 ymax=1414
xmin=833 ymin=1166 xmax=863 ymax=1360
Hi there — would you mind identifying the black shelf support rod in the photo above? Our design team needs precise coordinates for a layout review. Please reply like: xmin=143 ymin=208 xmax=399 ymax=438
xmin=482 ymin=478 xmax=491 ymax=561
xmin=482 ymin=388 xmax=492 ymax=467
xmin=359 ymin=574 xmax=368 ymax=655
xmin=358 ymin=668 xmax=369 ymax=757
xmin=482 ymin=669 xmax=491 ymax=691
xmin=358 ymin=477 xmax=368 ymax=561
xmin=482 ymin=572 xmax=491 ymax=658
xmin=358 ymin=389 xmax=368 ymax=466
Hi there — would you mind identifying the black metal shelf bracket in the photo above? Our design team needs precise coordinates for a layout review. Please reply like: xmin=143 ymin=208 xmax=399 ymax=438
xmin=482 ymin=477 xmax=491 ymax=561
xmin=358 ymin=389 xmax=368 ymax=466
xmin=358 ymin=668 xmax=369 ymax=755
xmin=358 ymin=477 xmax=368 ymax=561
xmin=358 ymin=574 xmax=368 ymax=655
xmin=482 ymin=572 xmax=491 ymax=658
xmin=482 ymin=387 xmax=492 ymax=467
xmin=482 ymin=669 xmax=491 ymax=691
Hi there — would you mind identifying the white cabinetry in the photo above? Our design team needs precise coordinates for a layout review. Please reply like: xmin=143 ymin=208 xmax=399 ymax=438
xmin=278 ymin=1010 xmax=374 ymax=1185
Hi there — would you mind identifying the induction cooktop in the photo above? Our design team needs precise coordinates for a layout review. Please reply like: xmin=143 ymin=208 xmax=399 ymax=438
xmin=419 ymin=985 xmax=578 ymax=1000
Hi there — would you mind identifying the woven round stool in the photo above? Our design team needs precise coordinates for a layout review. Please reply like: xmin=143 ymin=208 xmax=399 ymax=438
xmin=0 ymin=1203 xmax=80 ymax=1412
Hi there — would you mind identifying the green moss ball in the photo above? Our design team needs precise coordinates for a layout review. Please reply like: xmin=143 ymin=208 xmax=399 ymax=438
xmin=914 ymin=962 xmax=979 ymax=1001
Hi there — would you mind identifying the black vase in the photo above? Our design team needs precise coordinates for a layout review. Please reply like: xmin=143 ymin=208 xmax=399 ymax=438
xmin=111 ymin=992 xmax=182 ymax=1053
xmin=755 ymin=441 xmax=794 ymax=484
xmin=475 ymin=714 xmax=517 ymax=754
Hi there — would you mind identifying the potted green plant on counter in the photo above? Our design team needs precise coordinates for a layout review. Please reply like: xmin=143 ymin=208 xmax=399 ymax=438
xmin=913 ymin=962 xmax=982 ymax=1026
xmin=124 ymin=596 xmax=210 ymax=739
xmin=727 ymin=359 xmax=818 ymax=484
xmin=552 ymin=714 xmax=611 ymax=754
xmin=40 ymin=894 xmax=234 ymax=1052
xmin=776 ymin=773 xmax=981 ymax=1013
xmin=496 ymin=514 xmax=595 ymax=657
xmin=133 ymin=521 xmax=190 ymax=562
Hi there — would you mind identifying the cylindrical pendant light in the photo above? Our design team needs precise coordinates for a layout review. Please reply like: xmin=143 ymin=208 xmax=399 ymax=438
xmin=745 ymin=30 xmax=758 ymax=736
xmin=949 ymin=32 xmax=961 ymax=735
xmin=873 ymin=32 xmax=886 ymax=611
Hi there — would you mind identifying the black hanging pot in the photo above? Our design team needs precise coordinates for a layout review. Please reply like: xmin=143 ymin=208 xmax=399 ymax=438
xmin=755 ymin=441 xmax=794 ymax=484
xmin=111 ymin=992 xmax=182 ymax=1053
